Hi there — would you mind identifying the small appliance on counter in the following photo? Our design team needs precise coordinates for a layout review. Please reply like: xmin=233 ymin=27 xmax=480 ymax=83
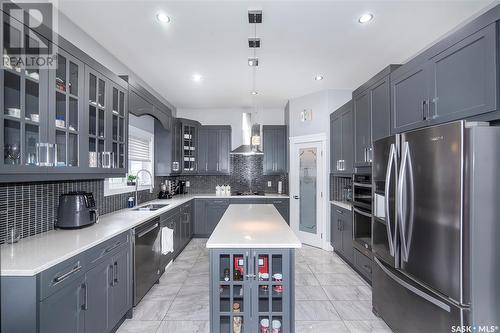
xmin=56 ymin=191 xmax=98 ymax=229
xmin=158 ymin=183 xmax=172 ymax=199
xmin=175 ymin=180 xmax=188 ymax=195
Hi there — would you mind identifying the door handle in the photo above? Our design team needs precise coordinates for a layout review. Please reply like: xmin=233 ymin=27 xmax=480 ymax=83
xmin=384 ymin=143 xmax=396 ymax=257
xmin=81 ymin=282 xmax=88 ymax=310
xmin=293 ymin=195 xmax=300 ymax=200
xmin=353 ymin=207 xmax=372 ymax=218
xmin=109 ymin=264 xmax=114 ymax=286
xmin=114 ymin=261 xmax=118 ymax=285
xmin=137 ymin=223 xmax=159 ymax=238
xmin=53 ymin=264 xmax=82 ymax=284
xmin=422 ymin=100 xmax=427 ymax=120
xmin=397 ymin=141 xmax=412 ymax=262
xmin=374 ymin=258 xmax=451 ymax=312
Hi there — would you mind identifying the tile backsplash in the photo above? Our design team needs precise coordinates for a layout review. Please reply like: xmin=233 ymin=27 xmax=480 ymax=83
xmin=0 ymin=155 xmax=287 ymax=244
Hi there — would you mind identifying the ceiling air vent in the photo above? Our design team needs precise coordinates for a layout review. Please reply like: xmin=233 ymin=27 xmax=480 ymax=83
xmin=248 ymin=38 xmax=261 ymax=48
xmin=248 ymin=10 xmax=262 ymax=24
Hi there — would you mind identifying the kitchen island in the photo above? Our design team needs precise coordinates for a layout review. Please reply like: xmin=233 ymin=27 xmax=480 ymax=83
xmin=207 ymin=204 xmax=301 ymax=333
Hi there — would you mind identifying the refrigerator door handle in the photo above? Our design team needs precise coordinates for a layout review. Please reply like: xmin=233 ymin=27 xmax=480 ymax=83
xmin=384 ymin=143 xmax=396 ymax=257
xmin=374 ymin=257 xmax=451 ymax=313
xmin=397 ymin=141 xmax=410 ymax=262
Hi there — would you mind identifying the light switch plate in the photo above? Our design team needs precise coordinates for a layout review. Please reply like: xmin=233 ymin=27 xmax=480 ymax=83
xmin=186 ymin=181 xmax=190 ymax=187
xmin=267 ymin=181 xmax=272 ymax=187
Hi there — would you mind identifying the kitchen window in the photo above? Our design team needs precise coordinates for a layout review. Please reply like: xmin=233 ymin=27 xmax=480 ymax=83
xmin=105 ymin=125 xmax=154 ymax=196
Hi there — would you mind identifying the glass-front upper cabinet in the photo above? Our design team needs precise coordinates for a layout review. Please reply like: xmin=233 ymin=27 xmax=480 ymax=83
xmin=47 ymin=50 xmax=85 ymax=169
xmin=1 ymin=18 xmax=50 ymax=171
xmin=85 ymin=66 xmax=128 ymax=172
xmin=110 ymin=83 xmax=127 ymax=171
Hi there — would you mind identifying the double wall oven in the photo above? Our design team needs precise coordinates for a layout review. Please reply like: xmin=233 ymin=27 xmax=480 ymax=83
xmin=352 ymin=174 xmax=372 ymax=252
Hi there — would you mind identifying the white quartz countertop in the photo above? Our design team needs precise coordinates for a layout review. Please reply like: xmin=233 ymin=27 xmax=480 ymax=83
xmin=330 ymin=200 xmax=352 ymax=211
xmin=206 ymin=204 xmax=302 ymax=249
xmin=1 ymin=194 xmax=289 ymax=276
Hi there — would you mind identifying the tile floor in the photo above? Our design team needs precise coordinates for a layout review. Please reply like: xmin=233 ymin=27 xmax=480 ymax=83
xmin=117 ymin=239 xmax=393 ymax=333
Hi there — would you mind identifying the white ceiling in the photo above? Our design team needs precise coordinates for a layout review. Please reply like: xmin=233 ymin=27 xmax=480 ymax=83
xmin=57 ymin=0 xmax=494 ymax=109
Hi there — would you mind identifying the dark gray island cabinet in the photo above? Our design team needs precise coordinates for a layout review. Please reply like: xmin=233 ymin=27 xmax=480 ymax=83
xmin=207 ymin=204 xmax=301 ymax=333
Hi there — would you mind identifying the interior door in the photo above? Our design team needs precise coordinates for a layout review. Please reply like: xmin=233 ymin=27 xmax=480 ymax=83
xmin=290 ymin=141 xmax=324 ymax=247
xmin=399 ymin=122 xmax=463 ymax=303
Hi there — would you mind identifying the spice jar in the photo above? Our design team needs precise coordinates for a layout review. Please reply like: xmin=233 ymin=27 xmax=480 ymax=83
xmin=272 ymin=319 xmax=281 ymax=333
xmin=260 ymin=318 xmax=270 ymax=333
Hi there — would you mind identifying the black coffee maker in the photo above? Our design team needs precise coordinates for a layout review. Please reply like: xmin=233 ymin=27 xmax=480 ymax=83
xmin=176 ymin=180 xmax=187 ymax=195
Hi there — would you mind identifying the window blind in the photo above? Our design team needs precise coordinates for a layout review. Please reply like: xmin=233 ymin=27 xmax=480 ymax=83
xmin=128 ymin=135 xmax=151 ymax=162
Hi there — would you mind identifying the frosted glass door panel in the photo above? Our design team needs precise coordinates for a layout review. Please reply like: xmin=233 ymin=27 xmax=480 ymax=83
xmin=299 ymin=148 xmax=317 ymax=234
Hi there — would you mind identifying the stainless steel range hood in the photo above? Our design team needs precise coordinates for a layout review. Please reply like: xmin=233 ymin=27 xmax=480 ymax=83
xmin=230 ymin=113 xmax=263 ymax=155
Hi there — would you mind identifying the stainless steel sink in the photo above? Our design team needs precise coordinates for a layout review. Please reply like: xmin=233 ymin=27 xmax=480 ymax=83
xmin=132 ymin=203 xmax=169 ymax=211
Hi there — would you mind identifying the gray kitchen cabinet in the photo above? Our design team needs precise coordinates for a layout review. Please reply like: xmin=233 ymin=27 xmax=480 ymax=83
xmin=392 ymin=22 xmax=499 ymax=133
xmin=263 ymin=125 xmax=287 ymax=175
xmin=181 ymin=119 xmax=200 ymax=174
xmin=193 ymin=199 xmax=207 ymax=236
xmin=198 ymin=126 xmax=231 ymax=175
xmin=0 ymin=9 xmax=133 ymax=182
xmin=154 ymin=118 xmax=172 ymax=176
xmin=206 ymin=199 xmax=230 ymax=235
xmin=108 ymin=244 xmax=132 ymax=328
xmin=330 ymin=100 xmax=353 ymax=174
xmin=370 ymin=77 xmax=391 ymax=142
xmin=428 ymin=24 xmax=497 ymax=124
xmin=164 ymin=211 xmax=182 ymax=257
xmin=353 ymin=90 xmax=371 ymax=167
xmin=269 ymin=198 xmax=289 ymax=224
xmin=391 ymin=64 xmax=429 ymax=133
xmin=171 ymin=118 xmax=182 ymax=174
xmin=331 ymin=204 xmax=353 ymax=264
xmin=194 ymin=199 xmax=230 ymax=237
xmin=353 ymin=248 xmax=372 ymax=283
xmin=180 ymin=201 xmax=194 ymax=249
xmin=210 ymin=248 xmax=294 ymax=333
xmin=4 ymin=232 xmax=132 ymax=333
xmin=353 ymin=65 xmax=400 ymax=168
xmin=230 ymin=198 xmax=289 ymax=224
xmin=39 ymin=276 xmax=85 ymax=333
xmin=84 ymin=259 xmax=110 ymax=333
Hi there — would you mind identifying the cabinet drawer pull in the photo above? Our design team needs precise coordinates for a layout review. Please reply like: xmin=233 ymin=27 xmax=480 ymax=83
xmin=104 ymin=241 xmax=121 ymax=254
xmin=53 ymin=264 xmax=82 ymax=284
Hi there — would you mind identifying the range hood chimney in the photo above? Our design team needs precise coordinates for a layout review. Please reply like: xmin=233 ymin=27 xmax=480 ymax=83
xmin=230 ymin=113 xmax=263 ymax=155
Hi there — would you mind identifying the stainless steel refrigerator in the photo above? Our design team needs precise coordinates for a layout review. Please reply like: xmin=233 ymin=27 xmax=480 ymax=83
xmin=371 ymin=121 xmax=500 ymax=332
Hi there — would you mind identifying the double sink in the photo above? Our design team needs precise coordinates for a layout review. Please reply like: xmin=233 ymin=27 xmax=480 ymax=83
xmin=132 ymin=203 xmax=169 ymax=211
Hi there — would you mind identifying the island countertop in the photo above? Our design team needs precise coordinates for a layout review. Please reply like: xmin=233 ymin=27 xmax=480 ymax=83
xmin=206 ymin=204 xmax=302 ymax=249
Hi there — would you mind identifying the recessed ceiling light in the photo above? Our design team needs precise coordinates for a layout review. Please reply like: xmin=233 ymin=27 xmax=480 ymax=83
xmin=251 ymin=91 xmax=258 ymax=95
xmin=314 ymin=75 xmax=324 ymax=81
xmin=156 ymin=12 xmax=170 ymax=24
xmin=192 ymin=74 xmax=202 ymax=82
xmin=358 ymin=13 xmax=373 ymax=24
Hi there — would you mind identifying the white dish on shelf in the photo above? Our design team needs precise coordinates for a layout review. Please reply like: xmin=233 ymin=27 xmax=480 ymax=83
xmin=30 ymin=114 xmax=39 ymax=122
xmin=55 ymin=119 xmax=65 ymax=128
xmin=7 ymin=108 xmax=21 ymax=118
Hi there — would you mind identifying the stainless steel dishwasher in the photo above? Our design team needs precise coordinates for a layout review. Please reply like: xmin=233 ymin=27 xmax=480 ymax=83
xmin=133 ymin=217 xmax=161 ymax=306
